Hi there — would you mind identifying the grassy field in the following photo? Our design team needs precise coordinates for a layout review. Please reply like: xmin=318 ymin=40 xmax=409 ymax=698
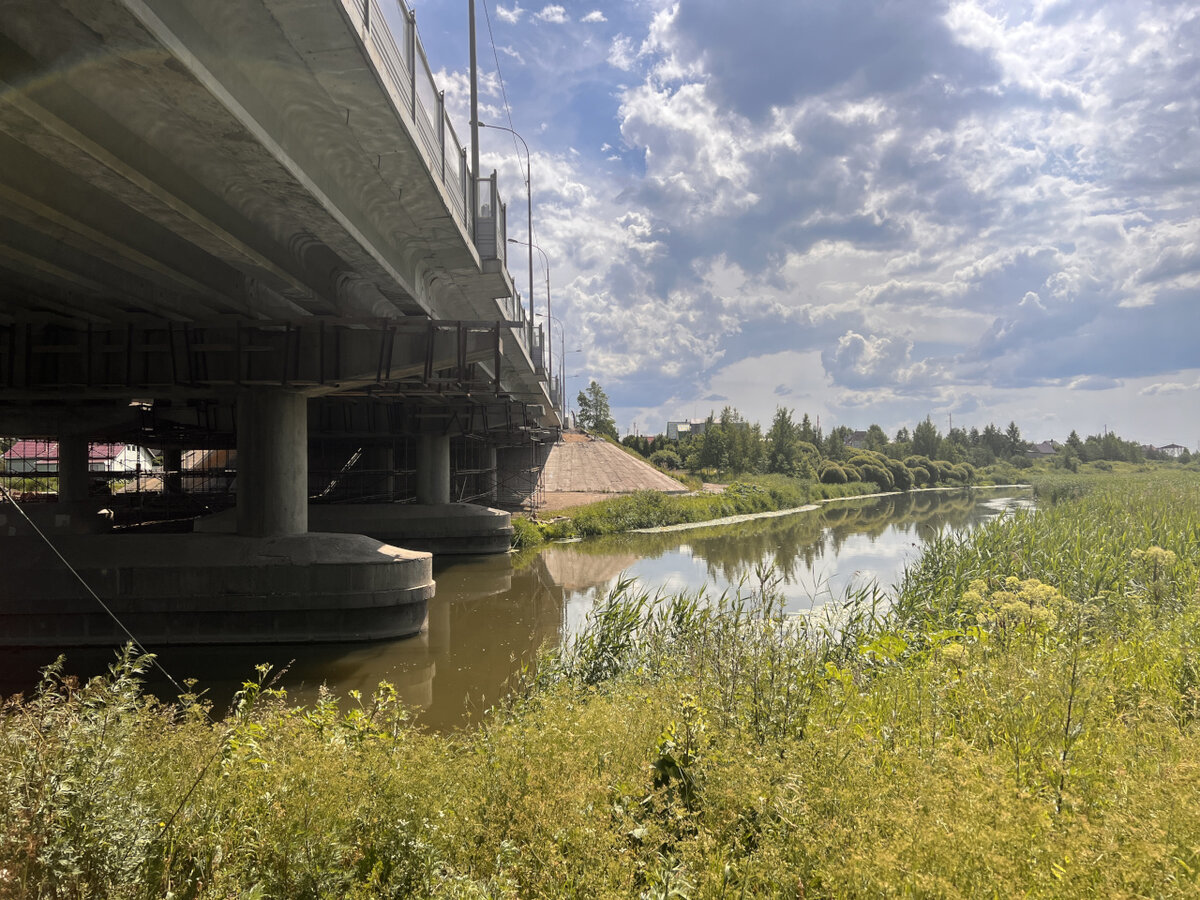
xmin=3 ymin=470 xmax=1200 ymax=897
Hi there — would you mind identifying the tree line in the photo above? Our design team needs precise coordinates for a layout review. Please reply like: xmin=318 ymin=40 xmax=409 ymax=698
xmin=616 ymin=405 xmax=1172 ymax=488
xmin=573 ymin=380 xmax=1184 ymax=486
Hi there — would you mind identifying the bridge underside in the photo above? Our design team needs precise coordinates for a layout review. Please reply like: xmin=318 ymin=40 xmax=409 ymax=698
xmin=0 ymin=0 xmax=556 ymax=645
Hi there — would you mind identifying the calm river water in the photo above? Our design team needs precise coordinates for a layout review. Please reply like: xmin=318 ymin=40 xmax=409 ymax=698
xmin=1 ymin=488 xmax=1031 ymax=730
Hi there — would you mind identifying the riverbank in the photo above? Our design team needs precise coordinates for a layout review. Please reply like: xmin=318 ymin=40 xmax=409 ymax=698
xmin=518 ymin=471 xmax=1028 ymax=546
xmin=517 ymin=476 xmax=880 ymax=546
xmin=629 ymin=483 xmax=1029 ymax=534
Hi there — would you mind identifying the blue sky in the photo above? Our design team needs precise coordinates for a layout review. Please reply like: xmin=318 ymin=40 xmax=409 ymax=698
xmin=408 ymin=0 xmax=1199 ymax=446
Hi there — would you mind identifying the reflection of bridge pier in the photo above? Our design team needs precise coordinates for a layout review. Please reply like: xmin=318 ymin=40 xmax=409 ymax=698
xmin=0 ymin=0 xmax=556 ymax=646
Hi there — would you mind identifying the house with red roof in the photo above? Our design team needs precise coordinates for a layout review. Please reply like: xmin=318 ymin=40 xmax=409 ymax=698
xmin=3 ymin=440 xmax=158 ymax=475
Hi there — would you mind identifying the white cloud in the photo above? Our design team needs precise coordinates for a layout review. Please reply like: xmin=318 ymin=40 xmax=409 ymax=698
xmin=1139 ymin=379 xmax=1197 ymax=396
xmin=582 ymin=10 xmax=607 ymax=24
xmin=607 ymin=34 xmax=636 ymax=70
xmin=536 ymin=5 xmax=568 ymax=24
xmin=822 ymin=332 xmax=925 ymax=391
xmin=1069 ymin=375 xmax=1122 ymax=391
xmin=419 ymin=0 xmax=1200 ymax=445
xmin=496 ymin=3 xmax=523 ymax=24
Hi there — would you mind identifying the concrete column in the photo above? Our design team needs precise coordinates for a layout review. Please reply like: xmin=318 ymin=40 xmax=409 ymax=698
xmin=360 ymin=443 xmax=395 ymax=500
xmin=236 ymin=390 xmax=308 ymax=537
xmin=415 ymin=434 xmax=450 ymax=505
xmin=57 ymin=435 xmax=89 ymax=504
xmin=163 ymin=447 xmax=183 ymax=496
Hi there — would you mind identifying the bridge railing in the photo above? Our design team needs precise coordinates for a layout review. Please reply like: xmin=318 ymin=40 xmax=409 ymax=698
xmin=474 ymin=175 xmax=507 ymax=267
xmin=344 ymin=0 xmax=506 ymax=267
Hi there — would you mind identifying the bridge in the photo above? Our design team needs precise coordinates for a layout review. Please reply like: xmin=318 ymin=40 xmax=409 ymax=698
xmin=0 ymin=0 xmax=559 ymax=645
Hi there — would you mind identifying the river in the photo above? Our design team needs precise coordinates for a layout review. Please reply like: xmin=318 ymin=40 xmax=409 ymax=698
xmin=0 ymin=488 xmax=1031 ymax=730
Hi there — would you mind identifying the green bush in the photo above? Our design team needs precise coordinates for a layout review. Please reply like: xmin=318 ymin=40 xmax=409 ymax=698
xmin=818 ymin=462 xmax=847 ymax=484
xmin=509 ymin=515 xmax=545 ymax=549
xmin=649 ymin=448 xmax=683 ymax=470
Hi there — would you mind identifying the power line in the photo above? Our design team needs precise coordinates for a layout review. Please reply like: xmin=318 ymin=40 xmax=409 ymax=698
xmin=478 ymin=0 xmax=536 ymax=247
xmin=0 ymin=484 xmax=207 ymax=717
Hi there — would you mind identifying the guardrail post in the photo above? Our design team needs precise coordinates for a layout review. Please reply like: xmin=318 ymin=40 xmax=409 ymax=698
xmin=461 ymin=148 xmax=469 ymax=231
xmin=437 ymin=90 xmax=446 ymax=180
xmin=406 ymin=10 xmax=417 ymax=120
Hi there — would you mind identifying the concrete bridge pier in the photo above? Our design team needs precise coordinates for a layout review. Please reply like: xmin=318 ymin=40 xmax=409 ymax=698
xmin=416 ymin=434 xmax=451 ymax=506
xmin=0 ymin=390 xmax=437 ymax=647
xmin=57 ymin=434 xmax=90 ymax=506
xmin=235 ymin=390 xmax=308 ymax=537
xmin=305 ymin=431 xmax=514 ymax=555
xmin=163 ymin=448 xmax=183 ymax=497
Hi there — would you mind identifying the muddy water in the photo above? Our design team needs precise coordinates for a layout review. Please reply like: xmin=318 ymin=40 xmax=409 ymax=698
xmin=0 ymin=489 xmax=1031 ymax=731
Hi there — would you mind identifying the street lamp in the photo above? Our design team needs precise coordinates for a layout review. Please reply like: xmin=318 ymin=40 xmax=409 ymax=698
xmin=535 ymin=311 xmax=565 ymax=422
xmin=560 ymin=348 xmax=583 ymax=425
xmin=475 ymin=120 xmax=534 ymax=345
xmin=510 ymin=237 xmax=552 ymax=400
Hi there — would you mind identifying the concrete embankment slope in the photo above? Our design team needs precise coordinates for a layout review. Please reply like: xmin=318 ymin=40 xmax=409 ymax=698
xmin=540 ymin=433 xmax=687 ymax=508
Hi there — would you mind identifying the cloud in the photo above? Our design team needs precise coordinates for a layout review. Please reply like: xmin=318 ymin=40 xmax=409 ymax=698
xmin=430 ymin=0 xmax=1200 ymax=446
xmin=665 ymin=0 xmax=1004 ymax=123
xmin=822 ymin=332 xmax=916 ymax=390
xmin=608 ymin=34 xmax=636 ymax=70
xmin=496 ymin=3 xmax=523 ymax=24
xmin=1140 ymin=380 xmax=1197 ymax=397
xmin=536 ymin=5 xmax=568 ymax=24
xmin=1069 ymin=375 xmax=1122 ymax=391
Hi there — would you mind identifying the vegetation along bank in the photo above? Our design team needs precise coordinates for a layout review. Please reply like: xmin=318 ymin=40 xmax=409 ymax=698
xmin=3 ymin=468 xmax=1199 ymax=896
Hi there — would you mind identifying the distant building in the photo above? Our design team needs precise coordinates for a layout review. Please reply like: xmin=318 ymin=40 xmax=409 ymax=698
xmin=1157 ymin=443 xmax=1189 ymax=458
xmin=3 ymin=440 xmax=159 ymax=474
xmin=1025 ymin=440 xmax=1060 ymax=459
xmin=666 ymin=419 xmax=709 ymax=441
xmin=847 ymin=430 xmax=869 ymax=450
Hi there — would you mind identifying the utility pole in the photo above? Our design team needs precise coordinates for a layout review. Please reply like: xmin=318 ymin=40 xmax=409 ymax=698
xmin=468 ymin=0 xmax=479 ymax=240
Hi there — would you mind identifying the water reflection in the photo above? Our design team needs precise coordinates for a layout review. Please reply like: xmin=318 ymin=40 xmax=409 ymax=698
xmin=555 ymin=489 xmax=1030 ymax=616
xmin=0 ymin=489 xmax=1030 ymax=730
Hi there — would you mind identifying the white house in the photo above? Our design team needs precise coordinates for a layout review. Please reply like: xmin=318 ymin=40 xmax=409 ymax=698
xmin=1157 ymin=443 xmax=1189 ymax=458
xmin=3 ymin=441 xmax=159 ymax=474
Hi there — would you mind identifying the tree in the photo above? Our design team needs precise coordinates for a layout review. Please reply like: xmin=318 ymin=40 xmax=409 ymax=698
xmin=1005 ymin=421 xmax=1025 ymax=458
xmin=864 ymin=424 xmax=889 ymax=452
xmin=621 ymin=434 xmax=653 ymax=458
xmin=649 ymin=448 xmax=682 ymax=470
xmin=981 ymin=423 xmax=1006 ymax=458
xmin=576 ymin=380 xmax=617 ymax=438
xmin=912 ymin=416 xmax=942 ymax=458
xmin=824 ymin=425 xmax=852 ymax=461
xmin=765 ymin=407 xmax=800 ymax=475
xmin=798 ymin=413 xmax=821 ymax=446
xmin=717 ymin=406 xmax=762 ymax=473
xmin=697 ymin=414 xmax=727 ymax=471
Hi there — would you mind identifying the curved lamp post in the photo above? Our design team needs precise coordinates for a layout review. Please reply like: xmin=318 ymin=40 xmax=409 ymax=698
xmin=536 ymin=311 xmax=566 ymax=421
xmin=510 ymin=237 xmax=552 ymax=399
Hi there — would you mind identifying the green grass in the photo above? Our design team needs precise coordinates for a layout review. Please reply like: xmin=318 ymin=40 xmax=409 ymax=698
xmin=4 ymin=470 xmax=1200 ymax=897
xmin=521 ymin=476 xmax=878 ymax=546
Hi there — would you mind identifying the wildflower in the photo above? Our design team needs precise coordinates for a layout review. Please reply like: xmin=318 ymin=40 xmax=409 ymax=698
xmin=942 ymin=642 xmax=968 ymax=668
